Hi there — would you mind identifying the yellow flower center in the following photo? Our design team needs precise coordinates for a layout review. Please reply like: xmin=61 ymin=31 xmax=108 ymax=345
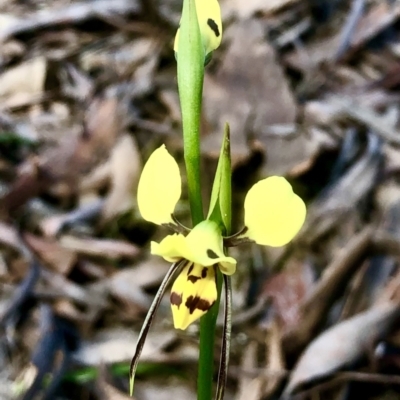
xmin=151 ymin=220 xmax=236 ymax=275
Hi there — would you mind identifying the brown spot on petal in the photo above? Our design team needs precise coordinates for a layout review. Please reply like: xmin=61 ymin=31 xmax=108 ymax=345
xmin=185 ymin=295 xmax=214 ymax=314
xmin=201 ymin=267 xmax=208 ymax=279
xmin=207 ymin=249 xmax=219 ymax=259
xmin=170 ymin=292 xmax=182 ymax=307
xmin=187 ymin=263 xmax=194 ymax=276
xmin=187 ymin=275 xmax=201 ymax=284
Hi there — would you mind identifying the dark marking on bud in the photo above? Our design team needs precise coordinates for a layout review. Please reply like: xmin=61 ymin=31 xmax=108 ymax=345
xmin=207 ymin=18 xmax=220 ymax=37
xmin=170 ymin=292 xmax=182 ymax=307
xmin=201 ymin=267 xmax=208 ymax=278
xmin=207 ymin=249 xmax=219 ymax=259
xmin=185 ymin=295 xmax=214 ymax=314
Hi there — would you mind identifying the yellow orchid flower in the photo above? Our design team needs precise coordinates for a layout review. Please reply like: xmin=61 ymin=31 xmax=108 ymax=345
xmin=130 ymin=144 xmax=306 ymax=395
xmin=174 ymin=0 xmax=222 ymax=63
xmin=136 ymin=145 xmax=305 ymax=329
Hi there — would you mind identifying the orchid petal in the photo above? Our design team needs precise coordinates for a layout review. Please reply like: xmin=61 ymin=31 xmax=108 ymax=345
xmin=244 ymin=176 xmax=306 ymax=247
xmin=137 ymin=145 xmax=181 ymax=225
xmin=170 ymin=262 xmax=217 ymax=330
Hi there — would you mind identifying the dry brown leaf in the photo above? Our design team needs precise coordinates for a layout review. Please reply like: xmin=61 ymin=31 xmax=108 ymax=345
xmin=59 ymin=235 xmax=140 ymax=259
xmin=79 ymin=161 xmax=112 ymax=193
xmin=283 ymin=227 xmax=374 ymax=355
xmin=283 ymin=302 xmax=400 ymax=396
xmin=263 ymin=260 xmax=314 ymax=335
xmin=0 ymin=222 xmax=20 ymax=251
xmin=108 ymin=258 xmax=170 ymax=310
xmin=40 ymin=268 xmax=107 ymax=309
xmin=0 ymin=93 xmax=124 ymax=214
xmin=110 ymin=257 xmax=169 ymax=291
xmin=0 ymin=156 xmax=55 ymax=216
xmin=74 ymin=328 xmax=175 ymax=366
xmin=102 ymin=133 xmax=141 ymax=221
xmin=236 ymin=342 xmax=263 ymax=400
xmin=73 ymin=94 xmax=125 ymax=176
xmin=264 ymin=320 xmax=286 ymax=397
xmin=203 ymin=19 xmax=317 ymax=174
xmin=24 ymin=233 xmax=76 ymax=275
xmin=0 ymin=57 xmax=46 ymax=107
xmin=40 ymin=200 xmax=104 ymax=237
xmin=41 ymin=93 xmax=124 ymax=191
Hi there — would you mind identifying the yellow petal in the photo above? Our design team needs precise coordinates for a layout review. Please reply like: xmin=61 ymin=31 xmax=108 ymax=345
xmin=137 ymin=145 xmax=181 ymax=225
xmin=151 ymin=221 xmax=236 ymax=274
xmin=174 ymin=0 xmax=222 ymax=58
xmin=151 ymin=234 xmax=188 ymax=263
xmin=244 ymin=176 xmax=306 ymax=247
xmin=196 ymin=0 xmax=222 ymax=56
xmin=170 ymin=262 xmax=217 ymax=330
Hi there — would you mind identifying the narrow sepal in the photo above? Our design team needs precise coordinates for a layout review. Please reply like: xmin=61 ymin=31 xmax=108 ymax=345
xmin=215 ymin=274 xmax=232 ymax=400
xmin=129 ymin=260 xmax=184 ymax=395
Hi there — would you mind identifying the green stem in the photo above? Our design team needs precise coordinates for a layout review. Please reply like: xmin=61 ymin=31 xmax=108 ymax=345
xmin=198 ymin=269 xmax=223 ymax=400
xmin=177 ymin=0 xmax=204 ymax=225
xmin=182 ymin=115 xmax=203 ymax=225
